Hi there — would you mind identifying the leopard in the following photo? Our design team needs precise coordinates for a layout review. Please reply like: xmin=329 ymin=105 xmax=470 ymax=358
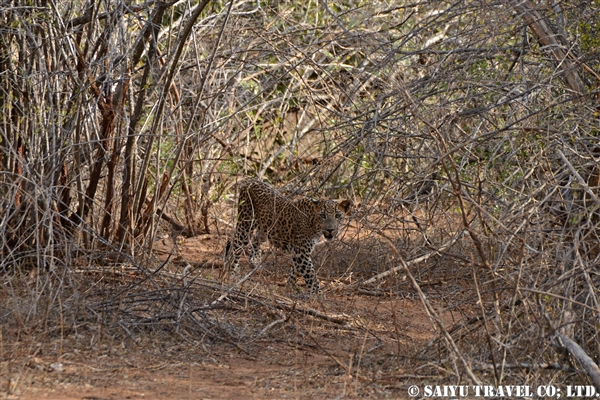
xmin=224 ymin=179 xmax=352 ymax=295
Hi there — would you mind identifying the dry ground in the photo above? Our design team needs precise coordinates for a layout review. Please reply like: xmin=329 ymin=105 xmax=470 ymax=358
xmin=1 ymin=220 xmax=473 ymax=399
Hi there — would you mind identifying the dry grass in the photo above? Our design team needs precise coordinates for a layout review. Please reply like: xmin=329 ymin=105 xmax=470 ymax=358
xmin=2 ymin=0 xmax=600 ymax=397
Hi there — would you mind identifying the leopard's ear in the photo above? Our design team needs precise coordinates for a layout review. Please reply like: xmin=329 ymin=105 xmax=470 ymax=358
xmin=337 ymin=199 xmax=353 ymax=215
xmin=312 ymin=199 xmax=321 ymax=206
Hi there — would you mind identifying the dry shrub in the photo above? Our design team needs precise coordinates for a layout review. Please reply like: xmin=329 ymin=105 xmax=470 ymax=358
xmin=1 ymin=0 xmax=600 ymax=391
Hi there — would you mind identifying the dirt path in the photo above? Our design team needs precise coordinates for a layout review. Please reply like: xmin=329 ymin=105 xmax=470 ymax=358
xmin=2 ymin=232 xmax=466 ymax=399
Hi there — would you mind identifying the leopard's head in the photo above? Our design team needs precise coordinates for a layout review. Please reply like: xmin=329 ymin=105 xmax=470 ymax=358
xmin=315 ymin=199 xmax=353 ymax=240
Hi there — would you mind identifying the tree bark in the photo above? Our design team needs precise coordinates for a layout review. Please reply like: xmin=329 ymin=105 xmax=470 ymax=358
xmin=510 ymin=0 xmax=585 ymax=95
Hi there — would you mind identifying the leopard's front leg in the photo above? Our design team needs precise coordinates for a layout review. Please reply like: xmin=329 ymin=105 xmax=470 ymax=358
xmin=291 ymin=249 xmax=320 ymax=295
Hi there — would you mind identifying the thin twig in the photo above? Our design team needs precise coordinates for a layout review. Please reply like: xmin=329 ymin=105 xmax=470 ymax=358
xmin=359 ymin=230 xmax=464 ymax=286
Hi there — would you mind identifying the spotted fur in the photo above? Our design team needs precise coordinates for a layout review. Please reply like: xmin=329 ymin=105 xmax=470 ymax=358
xmin=224 ymin=179 xmax=352 ymax=295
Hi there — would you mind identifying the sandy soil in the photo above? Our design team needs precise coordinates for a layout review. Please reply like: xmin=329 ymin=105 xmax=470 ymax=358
xmin=2 ymin=223 xmax=470 ymax=399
